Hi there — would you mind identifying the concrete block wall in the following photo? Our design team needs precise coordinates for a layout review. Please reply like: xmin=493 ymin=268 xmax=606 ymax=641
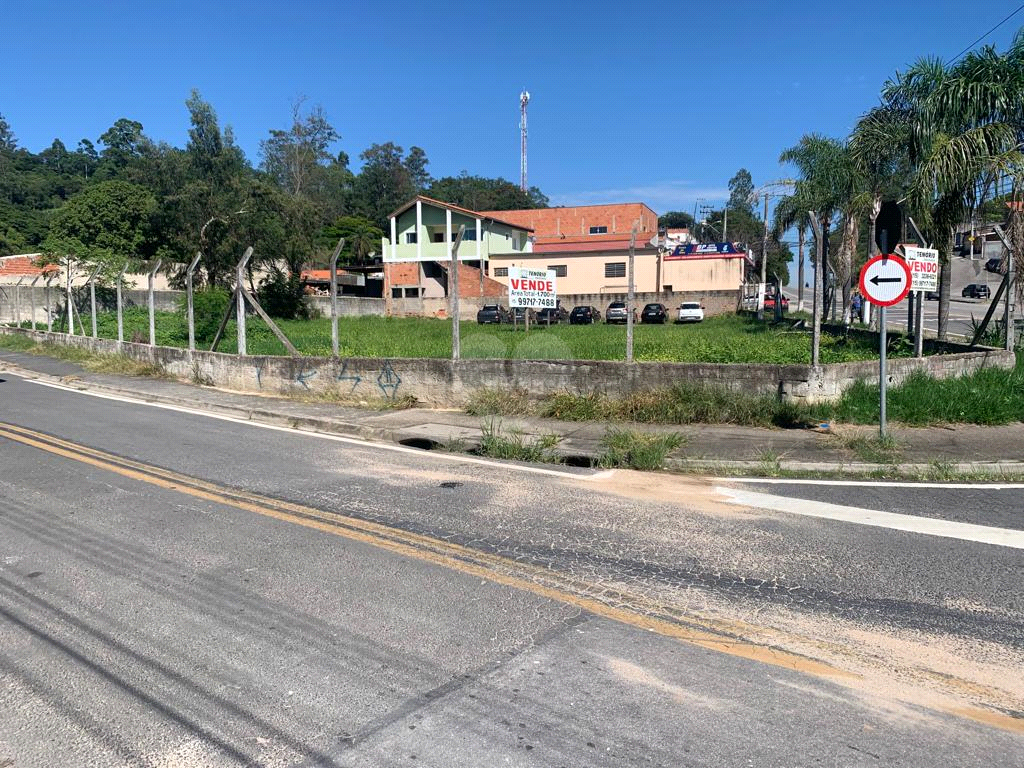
xmin=2 ymin=326 xmax=1013 ymax=407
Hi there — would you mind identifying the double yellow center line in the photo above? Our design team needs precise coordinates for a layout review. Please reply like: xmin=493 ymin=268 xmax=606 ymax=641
xmin=5 ymin=420 xmax=1023 ymax=734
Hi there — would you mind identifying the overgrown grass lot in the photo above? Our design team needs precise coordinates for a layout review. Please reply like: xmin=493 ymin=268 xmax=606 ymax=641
xmin=31 ymin=307 xmax=900 ymax=365
xmin=7 ymin=307 xmax=1022 ymax=427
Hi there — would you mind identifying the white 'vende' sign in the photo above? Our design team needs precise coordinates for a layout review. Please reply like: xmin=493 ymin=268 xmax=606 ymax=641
xmin=508 ymin=267 xmax=557 ymax=308
xmin=903 ymin=246 xmax=940 ymax=292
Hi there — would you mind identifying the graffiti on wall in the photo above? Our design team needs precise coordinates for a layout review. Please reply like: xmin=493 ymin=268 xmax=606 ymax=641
xmin=377 ymin=360 xmax=401 ymax=400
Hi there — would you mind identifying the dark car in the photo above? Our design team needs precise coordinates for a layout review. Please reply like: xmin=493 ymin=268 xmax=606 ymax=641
xmin=962 ymin=284 xmax=991 ymax=299
xmin=640 ymin=303 xmax=667 ymax=324
xmin=536 ymin=304 xmax=569 ymax=324
xmin=476 ymin=304 xmax=510 ymax=324
xmin=985 ymin=257 xmax=1005 ymax=274
xmin=925 ymin=290 xmax=940 ymax=301
xmin=605 ymin=301 xmax=629 ymax=324
xmin=569 ymin=305 xmax=601 ymax=325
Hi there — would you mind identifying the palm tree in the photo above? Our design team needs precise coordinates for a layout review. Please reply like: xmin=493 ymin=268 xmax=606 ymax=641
xmin=779 ymin=134 xmax=864 ymax=323
xmin=878 ymin=43 xmax=1024 ymax=339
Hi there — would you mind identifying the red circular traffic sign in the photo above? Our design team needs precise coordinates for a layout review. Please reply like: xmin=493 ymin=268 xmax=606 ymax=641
xmin=859 ymin=254 xmax=912 ymax=307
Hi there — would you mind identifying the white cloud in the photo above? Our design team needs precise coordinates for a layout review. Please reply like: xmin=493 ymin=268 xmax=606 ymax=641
xmin=549 ymin=180 xmax=730 ymax=215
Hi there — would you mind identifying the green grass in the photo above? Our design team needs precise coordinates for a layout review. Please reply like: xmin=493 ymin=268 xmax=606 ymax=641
xmin=820 ymin=362 xmax=1024 ymax=425
xmin=541 ymin=383 xmax=814 ymax=428
xmin=477 ymin=419 xmax=562 ymax=463
xmin=598 ymin=429 xmax=685 ymax=470
xmin=39 ymin=308 xmax=896 ymax=365
xmin=843 ymin=434 xmax=902 ymax=464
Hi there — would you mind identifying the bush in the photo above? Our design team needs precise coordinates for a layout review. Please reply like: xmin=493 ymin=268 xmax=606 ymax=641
xmin=256 ymin=268 xmax=309 ymax=320
xmin=176 ymin=287 xmax=231 ymax=343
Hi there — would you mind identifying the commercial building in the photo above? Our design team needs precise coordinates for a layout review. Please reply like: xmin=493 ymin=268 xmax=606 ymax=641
xmin=481 ymin=203 xmax=750 ymax=296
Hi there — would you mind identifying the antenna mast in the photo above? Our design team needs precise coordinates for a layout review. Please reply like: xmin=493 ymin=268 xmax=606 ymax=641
xmin=520 ymin=90 xmax=530 ymax=192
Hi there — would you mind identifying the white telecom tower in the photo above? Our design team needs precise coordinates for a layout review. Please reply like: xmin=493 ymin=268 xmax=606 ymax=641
xmin=520 ymin=90 xmax=530 ymax=192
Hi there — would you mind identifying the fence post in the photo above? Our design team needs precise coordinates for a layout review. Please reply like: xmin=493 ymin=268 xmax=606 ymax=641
xmin=236 ymin=247 xmax=254 ymax=357
xmin=626 ymin=226 xmax=637 ymax=363
xmin=30 ymin=275 xmax=41 ymax=331
xmin=45 ymin=275 xmax=55 ymax=332
xmin=450 ymin=225 xmax=466 ymax=361
xmin=87 ymin=265 xmax=102 ymax=339
xmin=329 ymin=237 xmax=346 ymax=357
xmin=66 ymin=257 xmax=75 ymax=336
xmin=148 ymin=259 xmax=162 ymax=346
xmin=14 ymin=277 xmax=23 ymax=328
xmin=186 ymin=252 xmax=203 ymax=352
xmin=116 ymin=262 xmax=129 ymax=345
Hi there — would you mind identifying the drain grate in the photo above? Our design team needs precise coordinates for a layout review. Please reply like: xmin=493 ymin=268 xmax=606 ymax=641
xmin=439 ymin=481 xmax=462 ymax=489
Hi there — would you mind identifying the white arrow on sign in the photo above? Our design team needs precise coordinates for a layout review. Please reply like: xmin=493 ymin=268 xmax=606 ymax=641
xmin=859 ymin=254 xmax=912 ymax=307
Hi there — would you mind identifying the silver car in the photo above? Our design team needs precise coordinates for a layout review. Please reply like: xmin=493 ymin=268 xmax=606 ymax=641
xmin=605 ymin=301 xmax=629 ymax=324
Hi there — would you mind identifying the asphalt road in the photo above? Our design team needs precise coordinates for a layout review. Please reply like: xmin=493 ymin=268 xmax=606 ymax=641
xmin=1 ymin=373 xmax=1023 ymax=767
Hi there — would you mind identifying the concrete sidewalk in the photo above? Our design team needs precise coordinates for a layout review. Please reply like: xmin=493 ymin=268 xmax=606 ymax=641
xmin=3 ymin=347 xmax=1024 ymax=476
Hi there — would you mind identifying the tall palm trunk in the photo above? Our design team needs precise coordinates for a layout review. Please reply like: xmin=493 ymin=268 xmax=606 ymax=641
xmin=838 ymin=213 xmax=859 ymax=325
xmin=797 ymin=225 xmax=805 ymax=312
xmin=938 ymin=229 xmax=953 ymax=341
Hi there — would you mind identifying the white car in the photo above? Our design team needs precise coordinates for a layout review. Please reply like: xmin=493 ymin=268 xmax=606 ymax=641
xmin=676 ymin=302 xmax=705 ymax=323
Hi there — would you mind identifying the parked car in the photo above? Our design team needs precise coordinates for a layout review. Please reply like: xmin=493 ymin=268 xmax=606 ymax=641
xmin=569 ymin=305 xmax=601 ymax=324
xmin=925 ymin=290 xmax=940 ymax=301
xmin=511 ymin=306 xmax=537 ymax=323
xmin=962 ymin=284 xmax=992 ymax=299
xmin=476 ymin=304 xmax=510 ymax=324
xmin=536 ymin=304 xmax=569 ymax=324
xmin=985 ymin=257 xmax=1005 ymax=274
xmin=640 ymin=303 xmax=667 ymax=324
xmin=605 ymin=301 xmax=629 ymax=324
xmin=762 ymin=294 xmax=790 ymax=314
xmin=676 ymin=301 xmax=705 ymax=323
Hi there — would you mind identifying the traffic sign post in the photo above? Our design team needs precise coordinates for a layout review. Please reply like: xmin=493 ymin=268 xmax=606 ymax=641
xmin=859 ymin=254 xmax=912 ymax=439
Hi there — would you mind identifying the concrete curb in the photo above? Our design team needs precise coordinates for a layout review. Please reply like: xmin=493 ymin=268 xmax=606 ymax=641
xmin=5 ymin=360 xmax=1024 ymax=478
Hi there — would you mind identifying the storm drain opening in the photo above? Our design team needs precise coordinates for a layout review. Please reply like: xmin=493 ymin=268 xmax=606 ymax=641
xmin=439 ymin=481 xmax=463 ymax=489
xmin=399 ymin=437 xmax=442 ymax=451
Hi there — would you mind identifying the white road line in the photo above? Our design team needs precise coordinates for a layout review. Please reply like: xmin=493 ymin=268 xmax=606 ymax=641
xmin=715 ymin=486 xmax=1024 ymax=550
xmin=19 ymin=376 xmax=614 ymax=482
xmin=722 ymin=477 xmax=1024 ymax=490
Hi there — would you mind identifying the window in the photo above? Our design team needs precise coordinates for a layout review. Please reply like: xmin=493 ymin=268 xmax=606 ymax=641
xmin=431 ymin=232 xmax=444 ymax=243
xmin=391 ymin=287 xmax=403 ymax=298
xmin=512 ymin=236 xmax=520 ymax=250
xmin=547 ymin=265 xmax=567 ymax=277
xmin=461 ymin=229 xmax=477 ymax=241
xmin=604 ymin=262 xmax=626 ymax=278
xmin=404 ymin=287 xmax=420 ymax=298
xmin=405 ymin=232 xmax=418 ymax=244
xmin=589 ymin=225 xmax=608 ymax=234
xmin=494 ymin=267 xmax=509 ymax=277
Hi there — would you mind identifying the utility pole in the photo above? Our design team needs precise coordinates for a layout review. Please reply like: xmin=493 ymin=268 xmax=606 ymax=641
xmin=759 ymin=194 xmax=769 ymax=320
xmin=450 ymin=225 xmax=466 ymax=361
xmin=626 ymin=225 xmax=637 ymax=363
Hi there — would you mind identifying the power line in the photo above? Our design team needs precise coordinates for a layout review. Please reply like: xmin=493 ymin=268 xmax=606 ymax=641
xmin=945 ymin=2 xmax=1024 ymax=64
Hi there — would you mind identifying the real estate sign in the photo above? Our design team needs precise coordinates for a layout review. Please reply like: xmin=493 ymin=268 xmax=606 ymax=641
xmin=902 ymin=246 xmax=940 ymax=292
xmin=508 ymin=267 xmax=557 ymax=308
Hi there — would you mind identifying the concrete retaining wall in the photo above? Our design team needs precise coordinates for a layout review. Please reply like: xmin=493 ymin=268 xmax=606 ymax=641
xmin=1 ymin=326 xmax=1013 ymax=407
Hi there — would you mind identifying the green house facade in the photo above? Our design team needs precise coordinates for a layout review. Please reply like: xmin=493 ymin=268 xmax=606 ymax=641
xmin=383 ymin=196 xmax=533 ymax=263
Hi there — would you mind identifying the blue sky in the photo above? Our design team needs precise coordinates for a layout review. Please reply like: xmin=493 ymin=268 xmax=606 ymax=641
xmin=3 ymin=0 xmax=1022 ymax=219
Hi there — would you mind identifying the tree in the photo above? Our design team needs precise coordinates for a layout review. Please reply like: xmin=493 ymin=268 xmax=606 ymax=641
xmin=403 ymin=146 xmax=432 ymax=194
xmin=0 ymin=113 xmax=16 ymax=152
xmin=877 ymin=44 xmax=1024 ymax=339
xmin=727 ymin=169 xmax=755 ymax=214
xmin=320 ymin=215 xmax=384 ymax=265
xmin=43 ymin=180 xmax=156 ymax=279
xmin=658 ymin=211 xmax=695 ymax=229
xmin=427 ymin=173 xmax=543 ymax=211
xmin=352 ymin=142 xmax=415 ymax=229
xmin=260 ymin=99 xmax=340 ymax=197
xmin=780 ymin=134 xmax=864 ymax=322
xmin=98 ymin=118 xmax=148 ymax=170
